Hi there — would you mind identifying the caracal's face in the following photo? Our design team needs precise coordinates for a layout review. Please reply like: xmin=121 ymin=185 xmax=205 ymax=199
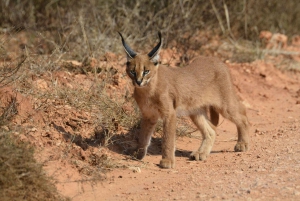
xmin=119 ymin=32 xmax=162 ymax=87
xmin=126 ymin=55 xmax=158 ymax=88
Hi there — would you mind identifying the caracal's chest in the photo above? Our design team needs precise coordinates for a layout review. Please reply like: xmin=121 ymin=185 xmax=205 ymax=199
xmin=134 ymin=90 xmax=165 ymax=118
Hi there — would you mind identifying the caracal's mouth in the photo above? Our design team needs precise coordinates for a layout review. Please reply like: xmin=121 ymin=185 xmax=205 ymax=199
xmin=134 ymin=79 xmax=151 ymax=88
xmin=134 ymin=83 xmax=147 ymax=88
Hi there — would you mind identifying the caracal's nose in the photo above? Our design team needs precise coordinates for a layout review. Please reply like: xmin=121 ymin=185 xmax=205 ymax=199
xmin=136 ymin=80 xmax=142 ymax=86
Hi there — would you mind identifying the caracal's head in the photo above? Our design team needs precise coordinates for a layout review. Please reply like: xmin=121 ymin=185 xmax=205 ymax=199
xmin=118 ymin=32 xmax=163 ymax=88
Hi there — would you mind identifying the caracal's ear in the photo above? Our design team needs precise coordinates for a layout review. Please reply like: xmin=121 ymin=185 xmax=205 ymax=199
xmin=118 ymin=32 xmax=137 ymax=60
xmin=148 ymin=31 xmax=163 ymax=65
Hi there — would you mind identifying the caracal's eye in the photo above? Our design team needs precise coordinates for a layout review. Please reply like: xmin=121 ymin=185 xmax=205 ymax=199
xmin=130 ymin=70 xmax=136 ymax=76
xmin=143 ymin=70 xmax=150 ymax=75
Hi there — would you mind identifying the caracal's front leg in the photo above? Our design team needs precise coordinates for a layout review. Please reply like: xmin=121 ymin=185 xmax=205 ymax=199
xmin=135 ymin=116 xmax=158 ymax=160
xmin=160 ymin=112 xmax=176 ymax=168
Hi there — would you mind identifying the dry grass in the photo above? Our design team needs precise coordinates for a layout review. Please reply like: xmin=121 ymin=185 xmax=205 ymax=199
xmin=1 ymin=1 xmax=299 ymax=59
xmin=0 ymin=96 xmax=18 ymax=127
xmin=0 ymin=56 xmax=26 ymax=88
xmin=0 ymin=131 xmax=69 ymax=201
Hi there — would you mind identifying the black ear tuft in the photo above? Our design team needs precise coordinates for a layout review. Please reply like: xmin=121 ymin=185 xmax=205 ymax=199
xmin=148 ymin=31 xmax=163 ymax=59
xmin=118 ymin=32 xmax=137 ymax=59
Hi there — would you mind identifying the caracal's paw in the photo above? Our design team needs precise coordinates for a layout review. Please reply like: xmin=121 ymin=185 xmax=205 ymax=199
xmin=159 ymin=158 xmax=175 ymax=169
xmin=125 ymin=147 xmax=147 ymax=160
xmin=189 ymin=151 xmax=208 ymax=161
xmin=234 ymin=142 xmax=249 ymax=152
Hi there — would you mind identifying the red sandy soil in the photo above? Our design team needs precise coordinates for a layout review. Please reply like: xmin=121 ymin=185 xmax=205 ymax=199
xmin=1 ymin=32 xmax=300 ymax=201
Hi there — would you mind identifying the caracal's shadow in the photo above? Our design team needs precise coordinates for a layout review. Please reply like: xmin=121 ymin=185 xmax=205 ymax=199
xmin=105 ymin=127 xmax=195 ymax=158
xmin=53 ymin=123 xmax=222 ymax=160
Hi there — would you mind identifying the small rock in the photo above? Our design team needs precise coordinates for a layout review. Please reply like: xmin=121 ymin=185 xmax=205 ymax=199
xmin=295 ymin=191 xmax=300 ymax=196
xmin=129 ymin=167 xmax=141 ymax=173
xmin=1 ymin=125 xmax=9 ymax=131
xmin=18 ymin=134 xmax=27 ymax=141
xmin=31 ymin=127 xmax=37 ymax=132
xmin=41 ymin=132 xmax=50 ymax=137
xmin=33 ymin=79 xmax=48 ymax=91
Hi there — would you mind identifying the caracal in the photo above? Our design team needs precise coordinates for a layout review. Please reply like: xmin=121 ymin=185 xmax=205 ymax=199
xmin=118 ymin=32 xmax=249 ymax=169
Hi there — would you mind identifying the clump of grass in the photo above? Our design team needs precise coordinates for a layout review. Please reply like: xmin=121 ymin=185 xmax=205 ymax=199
xmin=0 ymin=96 xmax=18 ymax=127
xmin=0 ymin=131 xmax=68 ymax=201
xmin=0 ymin=56 xmax=26 ymax=88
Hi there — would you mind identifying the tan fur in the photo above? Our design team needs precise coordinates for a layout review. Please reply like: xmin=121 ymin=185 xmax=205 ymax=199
xmin=120 ymin=34 xmax=249 ymax=169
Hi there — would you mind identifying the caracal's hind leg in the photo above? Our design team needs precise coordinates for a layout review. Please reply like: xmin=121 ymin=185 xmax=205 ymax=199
xmin=189 ymin=113 xmax=216 ymax=161
xmin=223 ymin=102 xmax=250 ymax=152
